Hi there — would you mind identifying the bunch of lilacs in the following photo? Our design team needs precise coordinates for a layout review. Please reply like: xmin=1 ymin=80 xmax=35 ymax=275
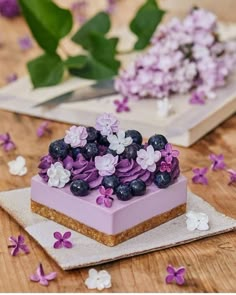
xmin=115 ymin=8 xmax=236 ymax=105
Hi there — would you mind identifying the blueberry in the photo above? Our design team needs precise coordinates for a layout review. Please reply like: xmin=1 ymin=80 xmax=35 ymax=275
xmin=102 ymin=175 xmax=120 ymax=191
xmin=86 ymin=127 xmax=98 ymax=142
xmin=71 ymin=147 xmax=81 ymax=160
xmin=116 ymin=184 xmax=132 ymax=201
xmin=106 ymin=148 xmax=117 ymax=156
xmin=130 ymin=179 xmax=146 ymax=196
xmin=49 ymin=139 xmax=69 ymax=160
xmin=148 ymin=134 xmax=168 ymax=151
xmin=124 ymin=143 xmax=140 ymax=159
xmin=82 ymin=143 xmax=99 ymax=160
xmin=154 ymin=171 xmax=171 ymax=188
xmin=70 ymin=180 xmax=89 ymax=196
xmin=125 ymin=130 xmax=143 ymax=145
xmin=97 ymin=133 xmax=109 ymax=146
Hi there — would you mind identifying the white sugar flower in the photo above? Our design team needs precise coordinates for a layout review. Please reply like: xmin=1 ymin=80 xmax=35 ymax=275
xmin=64 ymin=125 xmax=88 ymax=148
xmin=47 ymin=162 xmax=71 ymax=188
xmin=95 ymin=154 xmax=118 ymax=176
xmin=156 ymin=97 xmax=173 ymax=118
xmin=8 ymin=156 xmax=27 ymax=176
xmin=85 ymin=268 xmax=111 ymax=291
xmin=137 ymin=145 xmax=161 ymax=172
xmin=107 ymin=130 xmax=132 ymax=154
xmin=186 ymin=211 xmax=209 ymax=231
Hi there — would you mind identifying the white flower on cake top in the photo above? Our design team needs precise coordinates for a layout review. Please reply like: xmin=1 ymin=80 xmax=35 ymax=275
xmin=85 ymin=268 xmax=111 ymax=291
xmin=8 ymin=156 xmax=27 ymax=176
xmin=186 ymin=211 xmax=209 ymax=231
xmin=64 ymin=125 xmax=88 ymax=148
xmin=137 ymin=145 xmax=161 ymax=172
xmin=95 ymin=154 xmax=118 ymax=177
xmin=47 ymin=162 xmax=71 ymax=188
xmin=108 ymin=130 xmax=132 ymax=154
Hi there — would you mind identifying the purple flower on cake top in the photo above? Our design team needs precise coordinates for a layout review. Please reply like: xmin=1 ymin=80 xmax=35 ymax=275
xmin=53 ymin=231 xmax=72 ymax=249
xmin=160 ymin=161 xmax=172 ymax=173
xmin=95 ymin=113 xmax=119 ymax=136
xmin=209 ymin=153 xmax=226 ymax=171
xmin=114 ymin=97 xmax=130 ymax=113
xmin=0 ymin=0 xmax=20 ymax=18
xmin=161 ymin=143 xmax=180 ymax=164
xmin=107 ymin=130 xmax=132 ymax=154
xmin=0 ymin=132 xmax=16 ymax=151
xmin=95 ymin=154 xmax=118 ymax=176
xmin=8 ymin=235 xmax=29 ymax=256
xmin=96 ymin=186 xmax=114 ymax=208
xmin=192 ymin=167 xmax=208 ymax=185
xmin=165 ymin=265 xmax=186 ymax=285
xmin=137 ymin=145 xmax=161 ymax=172
xmin=64 ymin=125 xmax=88 ymax=148
xmin=227 ymin=169 xmax=236 ymax=185
xmin=30 ymin=263 xmax=57 ymax=286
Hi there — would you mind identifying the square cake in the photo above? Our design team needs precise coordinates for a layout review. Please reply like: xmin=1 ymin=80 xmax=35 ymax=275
xmin=31 ymin=113 xmax=187 ymax=246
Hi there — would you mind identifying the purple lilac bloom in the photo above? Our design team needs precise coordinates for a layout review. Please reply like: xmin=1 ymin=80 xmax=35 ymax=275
xmin=8 ymin=235 xmax=29 ymax=256
xmin=165 ymin=265 xmax=186 ymax=285
xmin=0 ymin=132 xmax=16 ymax=151
xmin=115 ymin=8 xmax=236 ymax=104
xmin=114 ymin=97 xmax=130 ymax=113
xmin=192 ymin=167 xmax=208 ymax=185
xmin=53 ymin=231 xmax=72 ymax=249
xmin=0 ymin=0 xmax=20 ymax=18
xmin=18 ymin=35 xmax=33 ymax=51
xmin=209 ymin=153 xmax=226 ymax=171
xmin=161 ymin=143 xmax=180 ymax=164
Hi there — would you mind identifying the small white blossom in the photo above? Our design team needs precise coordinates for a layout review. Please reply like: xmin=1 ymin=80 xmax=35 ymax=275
xmin=8 ymin=156 xmax=27 ymax=176
xmin=95 ymin=154 xmax=118 ymax=176
xmin=107 ymin=130 xmax=132 ymax=154
xmin=85 ymin=268 xmax=111 ymax=291
xmin=64 ymin=125 xmax=88 ymax=148
xmin=47 ymin=162 xmax=71 ymax=188
xmin=137 ymin=145 xmax=161 ymax=172
xmin=156 ymin=97 xmax=173 ymax=118
xmin=186 ymin=211 xmax=209 ymax=231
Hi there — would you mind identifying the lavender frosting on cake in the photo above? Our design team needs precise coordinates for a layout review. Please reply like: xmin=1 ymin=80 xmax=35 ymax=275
xmin=38 ymin=113 xmax=181 ymax=207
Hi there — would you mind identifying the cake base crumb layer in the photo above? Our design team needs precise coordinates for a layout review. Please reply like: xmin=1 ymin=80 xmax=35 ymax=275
xmin=31 ymin=200 xmax=186 ymax=246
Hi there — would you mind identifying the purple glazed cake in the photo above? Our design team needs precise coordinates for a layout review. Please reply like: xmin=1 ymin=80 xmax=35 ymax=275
xmin=31 ymin=113 xmax=187 ymax=246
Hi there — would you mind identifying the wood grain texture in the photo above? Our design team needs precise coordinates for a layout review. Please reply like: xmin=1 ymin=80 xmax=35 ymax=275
xmin=0 ymin=0 xmax=236 ymax=292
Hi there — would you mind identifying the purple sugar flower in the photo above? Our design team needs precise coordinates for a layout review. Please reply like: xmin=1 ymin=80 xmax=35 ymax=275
xmin=160 ymin=161 xmax=172 ymax=173
xmin=0 ymin=132 xmax=16 ymax=151
xmin=114 ymin=97 xmax=130 ymax=113
xmin=192 ymin=167 xmax=208 ymax=185
xmin=5 ymin=73 xmax=17 ymax=83
xmin=53 ymin=231 xmax=73 ymax=249
xmin=161 ymin=143 xmax=180 ymax=164
xmin=227 ymin=169 xmax=236 ymax=185
xmin=63 ymin=155 xmax=74 ymax=170
xmin=30 ymin=263 xmax=57 ymax=286
xmin=165 ymin=265 xmax=186 ymax=285
xmin=96 ymin=186 xmax=114 ymax=208
xmin=8 ymin=235 xmax=30 ymax=256
xmin=209 ymin=153 xmax=226 ymax=171
xmin=37 ymin=121 xmax=51 ymax=137
xmin=38 ymin=154 xmax=55 ymax=182
xmin=18 ymin=35 xmax=33 ymax=51
xmin=0 ymin=0 xmax=20 ymax=18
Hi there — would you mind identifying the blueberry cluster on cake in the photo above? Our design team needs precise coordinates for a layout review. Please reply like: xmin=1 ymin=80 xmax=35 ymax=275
xmin=31 ymin=113 xmax=187 ymax=246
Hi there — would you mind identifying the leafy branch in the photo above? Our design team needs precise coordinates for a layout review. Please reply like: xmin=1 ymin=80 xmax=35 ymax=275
xmin=19 ymin=0 xmax=165 ymax=88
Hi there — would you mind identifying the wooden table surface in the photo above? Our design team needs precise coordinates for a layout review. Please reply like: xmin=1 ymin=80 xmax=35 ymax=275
xmin=0 ymin=1 xmax=236 ymax=292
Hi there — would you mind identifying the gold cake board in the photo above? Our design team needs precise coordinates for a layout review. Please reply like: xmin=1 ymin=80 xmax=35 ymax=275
xmin=31 ymin=200 xmax=186 ymax=247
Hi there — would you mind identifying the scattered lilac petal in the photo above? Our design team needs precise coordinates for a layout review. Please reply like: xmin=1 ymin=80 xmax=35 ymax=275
xmin=0 ymin=132 xmax=16 ymax=151
xmin=53 ymin=231 xmax=73 ymax=249
xmin=8 ymin=235 xmax=30 ymax=256
xmin=37 ymin=121 xmax=51 ymax=138
xmin=192 ymin=167 xmax=208 ymax=185
xmin=30 ymin=263 xmax=57 ymax=286
xmin=18 ymin=35 xmax=33 ymax=51
xmin=0 ymin=0 xmax=20 ymax=18
xmin=165 ymin=265 xmax=186 ymax=285
xmin=114 ymin=97 xmax=130 ymax=113
xmin=227 ymin=169 xmax=236 ymax=185
xmin=209 ymin=153 xmax=226 ymax=171
xmin=6 ymin=73 xmax=18 ymax=84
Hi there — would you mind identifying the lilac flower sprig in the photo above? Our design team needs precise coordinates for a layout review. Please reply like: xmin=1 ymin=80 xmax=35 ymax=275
xmin=8 ymin=235 xmax=30 ymax=256
xmin=96 ymin=186 xmax=114 ymax=208
xmin=0 ymin=132 xmax=16 ymax=151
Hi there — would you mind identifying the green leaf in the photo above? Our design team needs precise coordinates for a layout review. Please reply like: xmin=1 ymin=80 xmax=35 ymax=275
xmin=27 ymin=53 xmax=64 ymax=88
xmin=64 ymin=55 xmax=87 ymax=69
xmin=130 ymin=0 xmax=165 ymax=50
xmin=68 ymin=55 xmax=118 ymax=80
xmin=19 ymin=0 xmax=73 ymax=53
xmin=71 ymin=12 xmax=110 ymax=49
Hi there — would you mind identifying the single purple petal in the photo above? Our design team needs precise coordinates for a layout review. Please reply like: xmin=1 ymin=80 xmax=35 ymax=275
xmin=105 ymin=187 xmax=113 ymax=196
xmin=99 ymin=185 xmax=106 ymax=195
xmin=39 ymin=278 xmax=49 ymax=286
xmin=53 ymin=232 xmax=62 ymax=240
xmin=104 ymin=197 xmax=113 ymax=208
xmin=53 ymin=240 xmax=63 ymax=249
xmin=18 ymin=235 xmax=25 ymax=244
xmin=30 ymin=274 xmax=40 ymax=282
xmin=175 ymin=267 xmax=186 ymax=275
xmin=11 ymin=246 xmax=19 ymax=256
xmin=19 ymin=244 xmax=30 ymax=254
xmin=165 ymin=155 xmax=173 ymax=164
xmin=63 ymin=231 xmax=72 ymax=239
xmin=9 ymin=236 xmax=18 ymax=244
xmin=192 ymin=168 xmax=200 ymax=174
xmin=63 ymin=240 xmax=73 ymax=248
xmin=200 ymin=167 xmax=208 ymax=175
xmin=166 ymin=265 xmax=175 ymax=274
xmin=175 ymin=274 xmax=185 ymax=285
xmin=165 ymin=274 xmax=175 ymax=284
xmin=38 ymin=263 xmax=45 ymax=277
xmin=96 ymin=196 xmax=104 ymax=205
